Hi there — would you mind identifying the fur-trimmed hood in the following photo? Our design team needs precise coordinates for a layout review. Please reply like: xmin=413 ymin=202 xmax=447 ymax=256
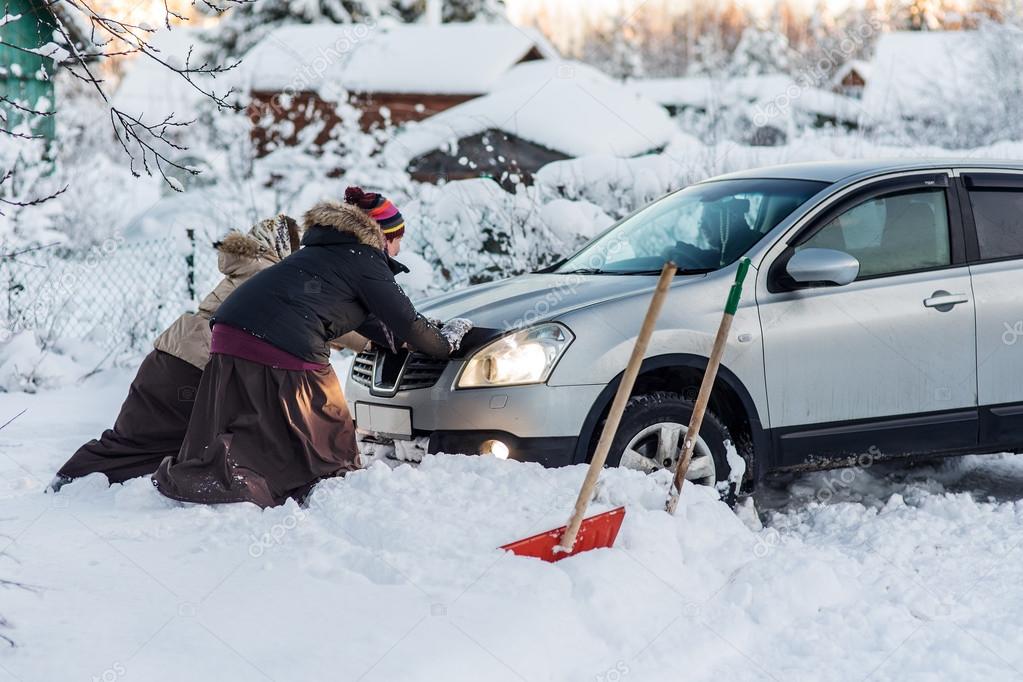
xmin=302 ymin=201 xmax=385 ymax=251
xmin=216 ymin=231 xmax=268 ymax=259
xmin=215 ymin=214 xmax=302 ymax=277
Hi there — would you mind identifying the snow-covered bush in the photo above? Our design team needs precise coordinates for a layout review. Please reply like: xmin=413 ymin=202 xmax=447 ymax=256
xmin=0 ymin=331 xmax=102 ymax=393
xmin=532 ymin=137 xmax=734 ymax=220
xmin=402 ymin=179 xmax=562 ymax=288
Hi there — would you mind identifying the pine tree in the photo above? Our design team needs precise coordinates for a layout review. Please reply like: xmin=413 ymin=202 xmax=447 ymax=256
xmin=688 ymin=31 xmax=730 ymax=77
xmin=727 ymin=25 xmax=794 ymax=76
xmin=442 ymin=0 xmax=505 ymax=22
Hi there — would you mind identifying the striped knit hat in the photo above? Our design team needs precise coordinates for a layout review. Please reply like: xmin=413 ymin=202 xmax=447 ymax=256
xmin=344 ymin=186 xmax=405 ymax=241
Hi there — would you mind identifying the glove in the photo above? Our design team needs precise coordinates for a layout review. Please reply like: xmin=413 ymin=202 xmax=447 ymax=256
xmin=439 ymin=318 xmax=473 ymax=353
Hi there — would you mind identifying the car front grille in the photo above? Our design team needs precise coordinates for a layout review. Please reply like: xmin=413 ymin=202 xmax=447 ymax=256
xmin=400 ymin=355 xmax=450 ymax=390
xmin=350 ymin=350 xmax=448 ymax=392
xmin=351 ymin=352 xmax=375 ymax=387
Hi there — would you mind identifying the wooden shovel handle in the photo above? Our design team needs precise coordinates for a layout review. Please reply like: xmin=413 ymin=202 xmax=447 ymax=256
xmin=666 ymin=258 xmax=751 ymax=514
xmin=558 ymin=262 xmax=678 ymax=552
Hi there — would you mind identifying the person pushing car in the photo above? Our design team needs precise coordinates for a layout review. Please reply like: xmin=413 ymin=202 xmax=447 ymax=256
xmin=153 ymin=188 xmax=471 ymax=507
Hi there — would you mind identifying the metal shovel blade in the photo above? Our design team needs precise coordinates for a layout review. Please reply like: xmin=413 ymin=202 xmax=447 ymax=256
xmin=499 ymin=507 xmax=626 ymax=562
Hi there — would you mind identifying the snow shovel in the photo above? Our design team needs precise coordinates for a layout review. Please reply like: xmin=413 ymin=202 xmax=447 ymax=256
xmin=665 ymin=257 xmax=751 ymax=514
xmin=501 ymin=262 xmax=679 ymax=562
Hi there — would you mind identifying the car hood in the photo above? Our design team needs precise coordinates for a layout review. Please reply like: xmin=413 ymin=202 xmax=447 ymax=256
xmin=417 ymin=272 xmax=706 ymax=355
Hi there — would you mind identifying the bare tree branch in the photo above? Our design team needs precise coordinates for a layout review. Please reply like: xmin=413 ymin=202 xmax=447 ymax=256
xmin=1 ymin=0 xmax=255 ymax=210
xmin=0 ymin=95 xmax=55 ymax=117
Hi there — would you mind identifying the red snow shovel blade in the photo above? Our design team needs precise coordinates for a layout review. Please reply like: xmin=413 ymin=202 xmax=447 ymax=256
xmin=500 ymin=507 xmax=626 ymax=563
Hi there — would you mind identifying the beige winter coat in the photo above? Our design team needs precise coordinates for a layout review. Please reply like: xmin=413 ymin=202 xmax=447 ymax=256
xmin=154 ymin=216 xmax=300 ymax=369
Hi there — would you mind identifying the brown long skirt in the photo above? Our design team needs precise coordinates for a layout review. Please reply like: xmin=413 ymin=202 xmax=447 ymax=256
xmin=57 ymin=350 xmax=203 ymax=484
xmin=152 ymin=353 xmax=361 ymax=508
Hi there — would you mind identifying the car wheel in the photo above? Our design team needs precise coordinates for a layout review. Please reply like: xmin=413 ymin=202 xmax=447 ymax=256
xmin=603 ymin=391 xmax=737 ymax=499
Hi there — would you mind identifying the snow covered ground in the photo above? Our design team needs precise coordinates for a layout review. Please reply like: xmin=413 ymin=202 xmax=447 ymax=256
xmin=1 ymin=369 xmax=1022 ymax=681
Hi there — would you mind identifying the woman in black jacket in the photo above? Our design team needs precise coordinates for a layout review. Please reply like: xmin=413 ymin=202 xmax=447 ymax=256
xmin=153 ymin=189 xmax=468 ymax=507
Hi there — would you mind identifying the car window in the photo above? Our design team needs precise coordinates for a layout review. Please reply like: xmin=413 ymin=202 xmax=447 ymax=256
xmin=798 ymin=189 xmax=951 ymax=278
xmin=556 ymin=179 xmax=826 ymax=274
xmin=967 ymin=190 xmax=1023 ymax=260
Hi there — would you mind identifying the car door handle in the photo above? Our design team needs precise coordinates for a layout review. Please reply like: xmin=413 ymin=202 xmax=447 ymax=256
xmin=923 ymin=291 xmax=969 ymax=310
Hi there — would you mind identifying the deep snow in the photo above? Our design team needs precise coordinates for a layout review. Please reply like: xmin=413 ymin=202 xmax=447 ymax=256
xmin=1 ymin=370 xmax=1022 ymax=681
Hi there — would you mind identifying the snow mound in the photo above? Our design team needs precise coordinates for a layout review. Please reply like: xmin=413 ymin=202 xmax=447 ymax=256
xmin=4 ymin=373 xmax=1023 ymax=681
xmin=539 ymin=197 xmax=614 ymax=243
xmin=0 ymin=331 xmax=100 ymax=392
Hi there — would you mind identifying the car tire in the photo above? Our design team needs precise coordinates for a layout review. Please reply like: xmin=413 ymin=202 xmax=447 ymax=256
xmin=601 ymin=391 xmax=739 ymax=501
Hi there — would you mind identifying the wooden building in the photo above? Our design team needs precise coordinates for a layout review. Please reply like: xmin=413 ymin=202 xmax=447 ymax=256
xmin=831 ymin=60 xmax=870 ymax=98
xmin=239 ymin=23 xmax=557 ymax=156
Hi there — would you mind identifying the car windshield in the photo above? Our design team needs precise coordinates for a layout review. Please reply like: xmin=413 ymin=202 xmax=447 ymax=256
xmin=554 ymin=178 xmax=828 ymax=275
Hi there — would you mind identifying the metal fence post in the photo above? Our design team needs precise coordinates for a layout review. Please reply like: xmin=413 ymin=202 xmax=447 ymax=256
xmin=185 ymin=228 xmax=196 ymax=303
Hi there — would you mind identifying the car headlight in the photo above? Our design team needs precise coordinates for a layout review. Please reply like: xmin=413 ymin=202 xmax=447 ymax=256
xmin=456 ymin=323 xmax=573 ymax=389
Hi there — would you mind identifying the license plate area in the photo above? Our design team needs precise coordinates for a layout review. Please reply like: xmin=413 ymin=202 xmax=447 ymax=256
xmin=355 ymin=402 xmax=413 ymax=440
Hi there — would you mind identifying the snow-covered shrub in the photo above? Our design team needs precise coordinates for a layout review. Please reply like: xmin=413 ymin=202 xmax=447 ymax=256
xmin=533 ymin=148 xmax=705 ymax=220
xmin=538 ymin=198 xmax=614 ymax=245
xmin=402 ymin=179 xmax=564 ymax=288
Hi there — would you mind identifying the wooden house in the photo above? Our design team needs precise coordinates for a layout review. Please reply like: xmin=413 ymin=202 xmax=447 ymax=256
xmin=238 ymin=23 xmax=557 ymax=155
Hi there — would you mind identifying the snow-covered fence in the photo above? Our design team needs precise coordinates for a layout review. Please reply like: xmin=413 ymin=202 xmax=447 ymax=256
xmin=1 ymin=234 xmax=220 ymax=363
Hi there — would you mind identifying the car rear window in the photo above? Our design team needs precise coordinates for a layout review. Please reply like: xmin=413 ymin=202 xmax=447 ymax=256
xmin=968 ymin=190 xmax=1023 ymax=260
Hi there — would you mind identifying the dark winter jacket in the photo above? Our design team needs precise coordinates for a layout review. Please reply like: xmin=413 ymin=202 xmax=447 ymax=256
xmin=212 ymin=201 xmax=450 ymax=364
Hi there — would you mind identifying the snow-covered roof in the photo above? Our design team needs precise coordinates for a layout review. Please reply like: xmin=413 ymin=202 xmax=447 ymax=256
xmin=862 ymin=31 xmax=992 ymax=120
xmin=384 ymin=59 xmax=675 ymax=162
xmin=238 ymin=23 xmax=558 ymax=95
xmin=627 ymin=74 xmax=796 ymax=109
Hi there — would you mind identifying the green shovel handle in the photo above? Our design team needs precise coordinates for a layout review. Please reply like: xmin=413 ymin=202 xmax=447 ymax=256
xmin=724 ymin=257 xmax=752 ymax=315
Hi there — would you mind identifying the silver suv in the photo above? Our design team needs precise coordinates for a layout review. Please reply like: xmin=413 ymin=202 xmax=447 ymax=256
xmin=345 ymin=160 xmax=1023 ymax=493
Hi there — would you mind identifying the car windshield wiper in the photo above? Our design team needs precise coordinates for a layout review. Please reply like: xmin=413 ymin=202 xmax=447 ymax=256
xmin=623 ymin=267 xmax=716 ymax=276
xmin=557 ymin=267 xmax=716 ymax=276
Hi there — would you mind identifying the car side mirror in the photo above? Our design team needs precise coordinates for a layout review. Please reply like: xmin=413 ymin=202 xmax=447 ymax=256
xmin=786 ymin=248 xmax=860 ymax=286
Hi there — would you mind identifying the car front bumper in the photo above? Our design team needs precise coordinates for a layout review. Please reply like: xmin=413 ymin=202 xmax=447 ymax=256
xmin=343 ymin=360 xmax=604 ymax=467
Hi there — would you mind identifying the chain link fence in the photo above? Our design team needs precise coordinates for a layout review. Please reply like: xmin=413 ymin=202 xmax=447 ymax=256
xmin=1 ymin=232 xmax=222 ymax=366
